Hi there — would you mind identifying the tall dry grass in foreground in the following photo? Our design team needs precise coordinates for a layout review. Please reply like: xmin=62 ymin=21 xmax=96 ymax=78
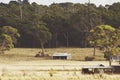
xmin=0 ymin=68 xmax=120 ymax=80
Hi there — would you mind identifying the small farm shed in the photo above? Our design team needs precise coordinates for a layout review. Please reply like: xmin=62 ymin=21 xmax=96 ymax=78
xmin=52 ymin=53 xmax=71 ymax=60
xmin=82 ymin=64 xmax=113 ymax=74
xmin=112 ymin=55 xmax=120 ymax=61
xmin=112 ymin=65 xmax=120 ymax=73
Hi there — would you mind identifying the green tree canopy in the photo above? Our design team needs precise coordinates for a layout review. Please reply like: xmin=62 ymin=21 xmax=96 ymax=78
xmin=0 ymin=1 xmax=120 ymax=48
xmin=31 ymin=14 xmax=52 ymax=55
xmin=0 ymin=26 xmax=20 ymax=54
xmin=88 ymin=25 xmax=120 ymax=65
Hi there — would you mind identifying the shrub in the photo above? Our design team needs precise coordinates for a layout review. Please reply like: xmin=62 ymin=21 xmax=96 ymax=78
xmin=85 ymin=56 xmax=95 ymax=61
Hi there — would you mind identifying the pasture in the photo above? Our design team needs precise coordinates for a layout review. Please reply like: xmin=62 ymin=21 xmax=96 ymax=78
xmin=0 ymin=48 xmax=119 ymax=80
xmin=0 ymin=48 xmax=104 ymax=63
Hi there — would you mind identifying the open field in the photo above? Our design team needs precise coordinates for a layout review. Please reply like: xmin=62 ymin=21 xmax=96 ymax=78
xmin=0 ymin=73 xmax=120 ymax=80
xmin=0 ymin=48 xmax=105 ymax=63
xmin=0 ymin=60 xmax=119 ymax=80
xmin=0 ymin=48 xmax=120 ymax=80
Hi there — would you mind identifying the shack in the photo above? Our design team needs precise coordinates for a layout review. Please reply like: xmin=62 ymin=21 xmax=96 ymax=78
xmin=52 ymin=53 xmax=71 ymax=60
xmin=112 ymin=54 xmax=120 ymax=62
xmin=82 ymin=64 xmax=113 ymax=74
xmin=112 ymin=65 xmax=120 ymax=73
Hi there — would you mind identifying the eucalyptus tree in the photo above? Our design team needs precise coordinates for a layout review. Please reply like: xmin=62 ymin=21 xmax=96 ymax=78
xmin=70 ymin=4 xmax=102 ymax=47
xmin=22 ymin=0 xmax=29 ymax=4
xmin=0 ymin=26 xmax=20 ymax=54
xmin=88 ymin=25 xmax=120 ymax=65
xmin=0 ymin=3 xmax=10 ymax=27
xmin=31 ymin=14 xmax=51 ymax=55
xmin=108 ymin=2 xmax=120 ymax=28
xmin=18 ymin=0 xmax=23 ymax=20
xmin=42 ymin=3 xmax=69 ymax=47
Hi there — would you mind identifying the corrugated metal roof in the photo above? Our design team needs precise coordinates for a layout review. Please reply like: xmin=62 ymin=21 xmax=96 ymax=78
xmin=82 ymin=66 xmax=112 ymax=69
xmin=52 ymin=53 xmax=71 ymax=56
xmin=82 ymin=64 xmax=112 ymax=69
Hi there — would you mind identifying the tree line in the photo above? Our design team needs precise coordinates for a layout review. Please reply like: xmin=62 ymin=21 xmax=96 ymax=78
xmin=0 ymin=0 xmax=120 ymax=48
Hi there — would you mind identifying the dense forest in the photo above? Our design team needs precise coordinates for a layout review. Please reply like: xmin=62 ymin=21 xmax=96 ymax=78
xmin=0 ymin=0 xmax=120 ymax=48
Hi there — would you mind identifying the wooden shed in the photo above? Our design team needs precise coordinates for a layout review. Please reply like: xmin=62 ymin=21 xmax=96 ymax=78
xmin=52 ymin=53 xmax=71 ymax=60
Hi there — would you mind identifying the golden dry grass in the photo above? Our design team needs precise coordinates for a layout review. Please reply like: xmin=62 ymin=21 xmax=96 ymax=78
xmin=0 ymin=48 xmax=119 ymax=80
xmin=0 ymin=48 xmax=104 ymax=63
xmin=0 ymin=70 xmax=120 ymax=80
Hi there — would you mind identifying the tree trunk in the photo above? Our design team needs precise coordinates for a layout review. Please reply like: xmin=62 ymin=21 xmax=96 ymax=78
xmin=55 ymin=34 xmax=58 ymax=48
xmin=0 ymin=41 xmax=6 ymax=54
xmin=109 ymin=56 xmax=112 ymax=66
xmin=66 ymin=33 xmax=69 ymax=48
xmin=40 ymin=41 xmax=44 ymax=56
xmin=19 ymin=5 xmax=23 ymax=21
xmin=63 ymin=32 xmax=69 ymax=48
xmin=93 ymin=46 xmax=96 ymax=56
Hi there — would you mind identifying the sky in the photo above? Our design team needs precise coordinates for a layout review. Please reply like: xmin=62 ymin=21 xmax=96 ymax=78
xmin=0 ymin=0 xmax=120 ymax=6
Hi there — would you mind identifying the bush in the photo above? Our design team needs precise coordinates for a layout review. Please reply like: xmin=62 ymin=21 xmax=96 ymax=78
xmin=85 ymin=56 xmax=95 ymax=61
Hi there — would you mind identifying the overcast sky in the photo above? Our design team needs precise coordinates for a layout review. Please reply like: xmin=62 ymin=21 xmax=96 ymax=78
xmin=0 ymin=0 xmax=120 ymax=6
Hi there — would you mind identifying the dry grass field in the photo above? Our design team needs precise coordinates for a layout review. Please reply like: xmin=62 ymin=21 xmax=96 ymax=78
xmin=0 ymin=48 xmax=119 ymax=80
xmin=0 ymin=48 xmax=104 ymax=63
